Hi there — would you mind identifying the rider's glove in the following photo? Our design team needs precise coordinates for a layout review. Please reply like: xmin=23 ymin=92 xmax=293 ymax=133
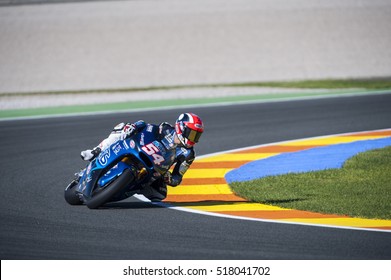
xmin=124 ymin=124 xmax=137 ymax=138
xmin=162 ymin=172 xmax=181 ymax=187
xmin=80 ymin=147 xmax=101 ymax=161
xmin=163 ymin=171 xmax=172 ymax=185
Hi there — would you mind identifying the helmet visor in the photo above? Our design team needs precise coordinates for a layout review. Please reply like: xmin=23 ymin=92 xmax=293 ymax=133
xmin=183 ymin=127 xmax=202 ymax=143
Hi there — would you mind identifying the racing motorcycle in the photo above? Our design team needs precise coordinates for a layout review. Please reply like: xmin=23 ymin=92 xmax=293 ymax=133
xmin=64 ymin=126 xmax=175 ymax=209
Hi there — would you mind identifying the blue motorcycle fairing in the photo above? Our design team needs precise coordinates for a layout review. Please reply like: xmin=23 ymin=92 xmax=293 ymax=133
xmin=95 ymin=140 xmax=132 ymax=169
xmin=76 ymin=126 xmax=176 ymax=200
xmin=97 ymin=161 xmax=131 ymax=188
xmin=78 ymin=140 xmax=138 ymax=198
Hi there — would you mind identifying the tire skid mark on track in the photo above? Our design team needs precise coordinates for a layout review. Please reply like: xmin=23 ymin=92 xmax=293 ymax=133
xmin=163 ymin=129 xmax=391 ymax=232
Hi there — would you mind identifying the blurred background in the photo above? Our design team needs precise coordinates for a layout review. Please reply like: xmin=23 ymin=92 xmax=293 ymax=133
xmin=1 ymin=0 xmax=390 ymax=94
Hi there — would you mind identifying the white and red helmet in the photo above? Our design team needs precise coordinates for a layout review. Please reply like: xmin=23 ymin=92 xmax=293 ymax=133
xmin=175 ymin=113 xmax=204 ymax=148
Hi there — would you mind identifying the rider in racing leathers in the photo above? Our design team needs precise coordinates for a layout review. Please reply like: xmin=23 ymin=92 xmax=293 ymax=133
xmin=80 ymin=113 xmax=204 ymax=202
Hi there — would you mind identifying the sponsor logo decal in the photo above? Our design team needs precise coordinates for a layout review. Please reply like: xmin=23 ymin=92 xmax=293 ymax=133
xmin=98 ymin=149 xmax=111 ymax=166
xmin=112 ymin=143 xmax=122 ymax=155
xmin=123 ymin=139 xmax=129 ymax=149
xmin=129 ymin=140 xmax=135 ymax=149
xmin=140 ymin=133 xmax=145 ymax=146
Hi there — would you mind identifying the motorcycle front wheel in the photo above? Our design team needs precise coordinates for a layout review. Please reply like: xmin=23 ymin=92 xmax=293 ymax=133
xmin=64 ymin=180 xmax=83 ymax=205
xmin=86 ymin=168 xmax=134 ymax=209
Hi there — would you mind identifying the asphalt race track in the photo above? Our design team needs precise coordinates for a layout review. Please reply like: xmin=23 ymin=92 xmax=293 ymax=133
xmin=1 ymin=93 xmax=391 ymax=259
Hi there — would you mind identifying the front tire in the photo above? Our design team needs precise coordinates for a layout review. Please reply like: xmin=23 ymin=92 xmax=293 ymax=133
xmin=86 ymin=169 xmax=134 ymax=209
xmin=64 ymin=180 xmax=83 ymax=205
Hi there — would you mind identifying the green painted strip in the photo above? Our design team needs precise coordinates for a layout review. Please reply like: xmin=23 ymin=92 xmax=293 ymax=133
xmin=2 ymin=77 xmax=391 ymax=96
xmin=1 ymin=89 xmax=390 ymax=120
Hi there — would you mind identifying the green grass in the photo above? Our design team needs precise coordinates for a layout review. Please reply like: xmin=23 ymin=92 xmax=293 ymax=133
xmin=0 ymin=91 xmax=345 ymax=119
xmin=229 ymin=146 xmax=391 ymax=220
xmin=1 ymin=89 xmax=382 ymax=119
xmin=222 ymin=77 xmax=391 ymax=90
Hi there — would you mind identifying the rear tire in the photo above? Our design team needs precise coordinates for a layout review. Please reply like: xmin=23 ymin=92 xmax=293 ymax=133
xmin=64 ymin=180 xmax=83 ymax=205
xmin=86 ymin=169 xmax=134 ymax=209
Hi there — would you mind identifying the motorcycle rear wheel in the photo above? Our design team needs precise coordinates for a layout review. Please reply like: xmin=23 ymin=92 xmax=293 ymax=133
xmin=86 ymin=168 xmax=134 ymax=209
